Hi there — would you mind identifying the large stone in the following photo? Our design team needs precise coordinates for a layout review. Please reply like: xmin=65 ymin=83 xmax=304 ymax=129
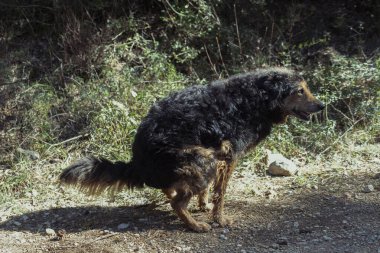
xmin=266 ymin=150 xmax=298 ymax=176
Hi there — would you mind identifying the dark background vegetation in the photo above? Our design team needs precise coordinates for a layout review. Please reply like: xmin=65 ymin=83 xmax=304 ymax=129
xmin=0 ymin=0 xmax=379 ymax=203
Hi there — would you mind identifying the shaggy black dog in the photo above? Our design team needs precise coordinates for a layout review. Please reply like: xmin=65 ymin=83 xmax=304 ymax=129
xmin=60 ymin=67 xmax=324 ymax=232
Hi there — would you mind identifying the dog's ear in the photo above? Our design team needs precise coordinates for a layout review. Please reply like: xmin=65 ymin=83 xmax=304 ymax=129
xmin=256 ymin=75 xmax=284 ymax=100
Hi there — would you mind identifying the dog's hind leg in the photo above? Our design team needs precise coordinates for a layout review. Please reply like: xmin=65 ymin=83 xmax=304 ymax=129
xmin=197 ymin=184 xmax=212 ymax=212
xmin=162 ymin=188 xmax=176 ymax=200
xmin=212 ymin=160 xmax=236 ymax=226
xmin=171 ymin=188 xmax=211 ymax=232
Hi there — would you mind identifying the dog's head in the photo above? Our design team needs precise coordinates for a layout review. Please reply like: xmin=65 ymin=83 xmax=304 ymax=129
xmin=255 ymin=68 xmax=324 ymax=123
xmin=282 ymin=79 xmax=325 ymax=121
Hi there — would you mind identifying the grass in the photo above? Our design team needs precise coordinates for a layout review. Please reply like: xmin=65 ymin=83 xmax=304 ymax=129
xmin=1 ymin=55 xmax=379 ymax=208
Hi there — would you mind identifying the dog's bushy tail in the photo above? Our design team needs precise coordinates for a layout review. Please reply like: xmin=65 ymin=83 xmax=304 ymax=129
xmin=59 ymin=156 xmax=143 ymax=195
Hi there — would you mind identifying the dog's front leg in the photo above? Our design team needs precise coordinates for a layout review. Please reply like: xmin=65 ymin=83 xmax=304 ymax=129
xmin=212 ymin=160 xmax=236 ymax=226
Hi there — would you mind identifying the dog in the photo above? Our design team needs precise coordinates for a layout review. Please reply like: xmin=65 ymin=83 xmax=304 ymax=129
xmin=59 ymin=67 xmax=324 ymax=232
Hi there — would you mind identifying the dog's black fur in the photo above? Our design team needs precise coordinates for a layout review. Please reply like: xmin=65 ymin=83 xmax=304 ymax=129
xmin=60 ymin=67 xmax=324 ymax=231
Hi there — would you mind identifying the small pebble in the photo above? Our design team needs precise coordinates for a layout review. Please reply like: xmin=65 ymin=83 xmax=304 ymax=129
xmin=219 ymin=234 xmax=228 ymax=240
xmin=211 ymin=222 xmax=220 ymax=228
xmin=102 ymin=230 xmax=110 ymax=234
xmin=323 ymin=235 xmax=333 ymax=241
xmin=117 ymin=223 xmax=129 ymax=230
xmin=18 ymin=238 xmax=26 ymax=244
xmin=363 ymin=185 xmax=375 ymax=193
xmin=277 ymin=237 xmax=288 ymax=245
xmin=13 ymin=221 xmax=21 ymax=226
xmin=270 ymin=243 xmax=279 ymax=249
xmin=299 ymin=228 xmax=312 ymax=234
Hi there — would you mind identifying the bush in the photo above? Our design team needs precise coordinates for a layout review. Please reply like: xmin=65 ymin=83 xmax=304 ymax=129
xmin=310 ymin=54 xmax=379 ymax=129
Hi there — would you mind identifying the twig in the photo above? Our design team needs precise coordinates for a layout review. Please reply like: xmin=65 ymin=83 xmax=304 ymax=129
xmin=164 ymin=0 xmax=184 ymax=17
xmin=55 ymin=233 xmax=118 ymax=249
xmin=203 ymin=44 xmax=219 ymax=77
xmin=318 ymin=118 xmax=363 ymax=156
xmin=233 ymin=4 xmax=242 ymax=55
xmin=0 ymin=79 xmax=29 ymax=86
xmin=343 ymin=98 xmax=355 ymax=121
xmin=49 ymin=134 xmax=89 ymax=148
xmin=0 ymin=3 xmax=54 ymax=10
xmin=216 ymin=36 xmax=228 ymax=76
xmin=330 ymin=104 xmax=354 ymax=124
xmin=91 ymin=233 xmax=118 ymax=242
xmin=112 ymin=31 xmax=125 ymax=41
xmin=270 ymin=19 xmax=274 ymax=46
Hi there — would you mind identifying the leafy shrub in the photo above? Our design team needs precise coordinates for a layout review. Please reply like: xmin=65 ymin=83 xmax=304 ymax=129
xmin=310 ymin=54 xmax=379 ymax=129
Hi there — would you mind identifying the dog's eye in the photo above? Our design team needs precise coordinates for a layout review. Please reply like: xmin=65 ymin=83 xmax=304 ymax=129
xmin=297 ymin=89 xmax=304 ymax=95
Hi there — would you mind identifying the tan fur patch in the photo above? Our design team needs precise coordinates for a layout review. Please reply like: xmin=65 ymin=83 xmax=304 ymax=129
xmin=299 ymin=80 xmax=317 ymax=102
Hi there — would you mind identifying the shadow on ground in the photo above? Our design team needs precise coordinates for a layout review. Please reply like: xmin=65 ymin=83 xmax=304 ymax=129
xmin=0 ymin=204 xmax=180 ymax=234
xmin=1 ymin=188 xmax=380 ymax=252
xmin=1 ymin=191 xmax=379 ymax=236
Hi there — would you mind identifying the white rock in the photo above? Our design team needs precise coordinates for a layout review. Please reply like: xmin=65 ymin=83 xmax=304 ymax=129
xmin=45 ymin=228 xmax=56 ymax=236
xmin=363 ymin=184 xmax=375 ymax=193
xmin=266 ymin=150 xmax=298 ymax=176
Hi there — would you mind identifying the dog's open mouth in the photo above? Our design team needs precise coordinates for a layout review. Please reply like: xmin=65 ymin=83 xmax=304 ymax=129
xmin=292 ymin=109 xmax=311 ymax=120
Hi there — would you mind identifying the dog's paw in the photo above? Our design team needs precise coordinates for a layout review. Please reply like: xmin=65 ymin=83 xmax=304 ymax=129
xmin=214 ymin=216 xmax=233 ymax=227
xmin=190 ymin=221 xmax=212 ymax=232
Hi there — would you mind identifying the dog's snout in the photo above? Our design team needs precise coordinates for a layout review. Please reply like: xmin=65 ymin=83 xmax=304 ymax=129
xmin=317 ymin=101 xmax=325 ymax=111
xmin=307 ymin=100 xmax=325 ymax=113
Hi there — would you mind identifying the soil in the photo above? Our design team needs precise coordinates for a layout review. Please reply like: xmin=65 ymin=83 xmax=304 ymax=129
xmin=0 ymin=144 xmax=379 ymax=253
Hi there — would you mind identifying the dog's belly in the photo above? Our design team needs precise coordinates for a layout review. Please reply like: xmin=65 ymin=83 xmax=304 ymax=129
xmin=132 ymin=145 xmax=218 ymax=190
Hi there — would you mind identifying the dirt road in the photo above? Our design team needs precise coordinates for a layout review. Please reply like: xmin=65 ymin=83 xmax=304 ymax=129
xmin=1 ymin=144 xmax=379 ymax=253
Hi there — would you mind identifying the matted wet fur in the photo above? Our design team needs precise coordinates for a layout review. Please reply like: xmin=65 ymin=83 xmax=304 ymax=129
xmin=60 ymin=67 xmax=324 ymax=232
